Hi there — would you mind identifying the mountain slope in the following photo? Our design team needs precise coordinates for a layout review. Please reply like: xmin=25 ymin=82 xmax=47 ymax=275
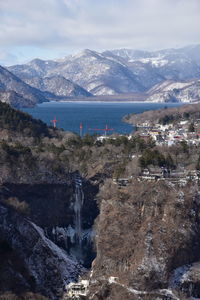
xmin=9 ymin=50 xmax=145 ymax=96
xmin=0 ymin=65 xmax=48 ymax=107
xmin=41 ymin=49 xmax=146 ymax=95
xmin=0 ymin=91 xmax=35 ymax=108
xmin=110 ymin=45 xmax=200 ymax=82
xmin=0 ymin=101 xmax=50 ymax=137
xmin=9 ymin=58 xmax=59 ymax=79
xmin=23 ymin=75 xmax=92 ymax=98
xmin=146 ymin=79 xmax=200 ymax=103
xmin=0 ymin=204 xmax=81 ymax=299
xmin=7 ymin=45 xmax=200 ymax=98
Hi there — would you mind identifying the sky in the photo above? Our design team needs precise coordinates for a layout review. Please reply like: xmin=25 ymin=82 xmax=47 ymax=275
xmin=0 ymin=0 xmax=200 ymax=66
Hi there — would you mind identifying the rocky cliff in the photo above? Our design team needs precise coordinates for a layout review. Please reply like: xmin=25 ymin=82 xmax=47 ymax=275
xmin=3 ymin=102 xmax=200 ymax=300
xmin=88 ymin=180 xmax=200 ymax=300
xmin=0 ymin=204 xmax=81 ymax=299
xmin=0 ymin=175 xmax=99 ymax=299
xmin=0 ymin=103 xmax=100 ymax=298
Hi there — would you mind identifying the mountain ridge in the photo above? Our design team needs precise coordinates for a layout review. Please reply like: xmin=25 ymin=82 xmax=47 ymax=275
xmin=0 ymin=65 xmax=49 ymax=107
xmin=2 ymin=44 xmax=200 ymax=106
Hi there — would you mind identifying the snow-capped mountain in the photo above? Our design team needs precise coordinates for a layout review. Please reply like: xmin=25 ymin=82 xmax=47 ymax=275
xmin=23 ymin=75 xmax=92 ymax=98
xmin=7 ymin=44 xmax=200 ymax=100
xmin=9 ymin=58 xmax=59 ymax=79
xmin=0 ymin=65 xmax=48 ymax=107
xmin=146 ymin=78 xmax=200 ymax=103
xmin=110 ymin=45 xmax=200 ymax=82
xmin=9 ymin=49 xmax=146 ymax=96
xmin=0 ymin=63 xmax=91 ymax=108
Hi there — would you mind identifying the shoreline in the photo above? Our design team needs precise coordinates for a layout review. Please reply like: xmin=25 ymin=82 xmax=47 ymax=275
xmin=38 ymin=100 xmax=187 ymax=105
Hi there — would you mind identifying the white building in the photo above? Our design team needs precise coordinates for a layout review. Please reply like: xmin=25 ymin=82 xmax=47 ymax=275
xmin=65 ymin=280 xmax=89 ymax=298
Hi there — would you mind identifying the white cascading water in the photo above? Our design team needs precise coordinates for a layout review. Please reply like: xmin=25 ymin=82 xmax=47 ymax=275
xmin=74 ymin=174 xmax=84 ymax=247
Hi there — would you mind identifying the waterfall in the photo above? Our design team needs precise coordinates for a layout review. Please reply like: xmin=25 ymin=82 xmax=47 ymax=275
xmin=74 ymin=174 xmax=84 ymax=247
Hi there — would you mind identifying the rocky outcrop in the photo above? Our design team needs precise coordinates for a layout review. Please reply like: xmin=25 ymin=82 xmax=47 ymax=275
xmin=0 ymin=204 xmax=81 ymax=299
xmin=0 ymin=173 xmax=99 ymax=264
xmin=88 ymin=180 xmax=200 ymax=299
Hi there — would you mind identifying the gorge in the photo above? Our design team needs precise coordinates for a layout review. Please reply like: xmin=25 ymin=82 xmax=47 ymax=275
xmin=0 ymin=173 xmax=99 ymax=299
xmin=2 ymin=101 xmax=200 ymax=299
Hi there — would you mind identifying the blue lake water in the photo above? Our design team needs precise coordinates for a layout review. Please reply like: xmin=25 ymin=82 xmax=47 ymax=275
xmin=23 ymin=102 xmax=183 ymax=135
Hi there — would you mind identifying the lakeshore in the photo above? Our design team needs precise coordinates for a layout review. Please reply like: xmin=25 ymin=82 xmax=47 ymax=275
xmin=22 ymin=101 xmax=182 ymax=135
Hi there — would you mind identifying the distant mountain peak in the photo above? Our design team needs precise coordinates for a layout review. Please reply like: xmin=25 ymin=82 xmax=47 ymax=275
xmin=71 ymin=49 xmax=102 ymax=60
xmin=6 ymin=44 xmax=200 ymax=101
xmin=29 ymin=58 xmax=45 ymax=64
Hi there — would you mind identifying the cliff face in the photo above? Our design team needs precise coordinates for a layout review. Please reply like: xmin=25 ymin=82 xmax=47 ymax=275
xmin=3 ymin=179 xmax=98 ymax=260
xmin=0 ymin=204 xmax=81 ymax=300
xmin=0 ymin=173 xmax=99 ymax=298
xmin=89 ymin=180 xmax=200 ymax=299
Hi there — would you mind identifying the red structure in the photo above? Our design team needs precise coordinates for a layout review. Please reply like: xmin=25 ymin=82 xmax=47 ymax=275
xmin=80 ymin=123 xmax=83 ymax=137
xmin=51 ymin=117 xmax=58 ymax=128
xmin=89 ymin=124 xmax=114 ymax=136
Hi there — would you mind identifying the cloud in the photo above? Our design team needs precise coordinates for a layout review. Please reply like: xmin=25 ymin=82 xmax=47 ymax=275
xmin=0 ymin=0 xmax=200 ymax=64
xmin=0 ymin=50 xmax=19 ymax=65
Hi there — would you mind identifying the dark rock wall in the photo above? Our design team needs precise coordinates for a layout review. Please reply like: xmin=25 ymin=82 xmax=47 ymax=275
xmin=2 ymin=179 xmax=99 ymax=229
xmin=0 ymin=205 xmax=81 ymax=299
xmin=0 ymin=175 xmax=99 ymax=298
xmin=1 ymin=177 xmax=99 ymax=266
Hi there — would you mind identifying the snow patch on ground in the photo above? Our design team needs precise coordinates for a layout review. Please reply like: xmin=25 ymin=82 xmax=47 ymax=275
xmin=138 ymin=57 xmax=169 ymax=67
xmin=169 ymin=264 xmax=191 ymax=288
xmin=30 ymin=222 xmax=80 ymax=284
xmin=107 ymin=278 xmax=180 ymax=299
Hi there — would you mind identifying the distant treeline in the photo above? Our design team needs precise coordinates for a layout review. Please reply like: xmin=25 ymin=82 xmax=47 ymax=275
xmin=125 ymin=102 xmax=200 ymax=125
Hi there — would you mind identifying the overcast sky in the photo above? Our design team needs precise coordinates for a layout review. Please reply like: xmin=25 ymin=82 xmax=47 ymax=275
xmin=0 ymin=0 xmax=200 ymax=65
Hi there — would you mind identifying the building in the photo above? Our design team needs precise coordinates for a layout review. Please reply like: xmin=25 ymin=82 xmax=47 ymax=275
xmin=65 ymin=280 xmax=89 ymax=298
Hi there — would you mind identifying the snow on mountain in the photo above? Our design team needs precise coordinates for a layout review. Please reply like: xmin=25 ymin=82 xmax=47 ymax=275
xmin=146 ymin=79 xmax=200 ymax=103
xmin=0 ymin=204 xmax=82 ymax=299
xmin=9 ymin=58 xmax=59 ymax=79
xmin=23 ymin=75 xmax=92 ymax=98
xmin=110 ymin=49 xmax=153 ymax=61
xmin=0 ymin=90 xmax=35 ymax=108
xmin=8 ymin=49 xmax=145 ymax=96
xmin=46 ymin=49 xmax=145 ymax=95
xmin=110 ymin=45 xmax=200 ymax=82
xmin=0 ymin=65 xmax=48 ymax=107
xmin=7 ymin=44 xmax=200 ymax=98
xmin=139 ymin=57 xmax=169 ymax=67
xmin=148 ymin=80 xmax=191 ymax=94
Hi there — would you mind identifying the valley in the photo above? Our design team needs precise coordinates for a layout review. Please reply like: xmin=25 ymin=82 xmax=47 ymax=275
xmin=1 ymin=101 xmax=200 ymax=299
xmin=1 ymin=44 xmax=200 ymax=300
xmin=1 ymin=0 xmax=200 ymax=299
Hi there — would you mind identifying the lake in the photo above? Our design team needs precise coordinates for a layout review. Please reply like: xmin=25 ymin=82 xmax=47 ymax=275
xmin=22 ymin=102 xmax=183 ymax=135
